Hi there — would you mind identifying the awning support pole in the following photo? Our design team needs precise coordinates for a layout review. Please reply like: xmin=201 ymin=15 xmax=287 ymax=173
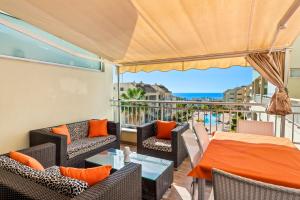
xmin=116 ymin=65 xmax=121 ymax=127
xmin=269 ymin=0 xmax=300 ymax=55
xmin=280 ymin=48 xmax=292 ymax=137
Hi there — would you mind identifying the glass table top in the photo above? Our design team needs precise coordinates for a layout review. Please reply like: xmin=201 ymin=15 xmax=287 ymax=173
xmin=86 ymin=148 xmax=173 ymax=181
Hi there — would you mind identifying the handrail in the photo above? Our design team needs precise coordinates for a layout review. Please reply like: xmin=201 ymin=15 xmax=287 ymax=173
xmin=110 ymin=99 xmax=267 ymax=107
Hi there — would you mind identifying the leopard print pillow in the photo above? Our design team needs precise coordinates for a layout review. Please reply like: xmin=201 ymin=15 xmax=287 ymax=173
xmin=0 ymin=156 xmax=88 ymax=197
xmin=45 ymin=165 xmax=61 ymax=176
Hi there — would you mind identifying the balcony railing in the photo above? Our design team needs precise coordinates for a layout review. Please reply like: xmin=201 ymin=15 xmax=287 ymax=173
xmin=111 ymin=99 xmax=300 ymax=144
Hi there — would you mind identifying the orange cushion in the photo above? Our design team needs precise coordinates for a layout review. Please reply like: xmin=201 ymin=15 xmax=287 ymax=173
xmin=88 ymin=119 xmax=108 ymax=137
xmin=60 ymin=165 xmax=112 ymax=186
xmin=52 ymin=124 xmax=71 ymax=144
xmin=9 ymin=151 xmax=44 ymax=171
xmin=156 ymin=120 xmax=177 ymax=140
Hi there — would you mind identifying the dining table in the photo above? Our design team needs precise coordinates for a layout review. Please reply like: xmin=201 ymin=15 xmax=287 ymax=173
xmin=212 ymin=131 xmax=296 ymax=148
xmin=189 ymin=131 xmax=300 ymax=200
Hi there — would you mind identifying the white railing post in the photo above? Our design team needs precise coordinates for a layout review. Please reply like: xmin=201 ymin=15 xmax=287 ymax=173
xmin=160 ymin=103 xmax=164 ymax=120
xmin=280 ymin=48 xmax=292 ymax=137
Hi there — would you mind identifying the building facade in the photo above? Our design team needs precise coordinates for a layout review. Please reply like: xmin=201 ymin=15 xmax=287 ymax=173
xmin=114 ymin=82 xmax=173 ymax=101
xmin=224 ymin=85 xmax=252 ymax=103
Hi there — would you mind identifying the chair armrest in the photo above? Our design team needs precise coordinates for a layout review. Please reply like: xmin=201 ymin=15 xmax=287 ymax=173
xmin=137 ymin=122 xmax=156 ymax=141
xmin=137 ymin=122 xmax=156 ymax=150
xmin=0 ymin=169 xmax=69 ymax=200
xmin=171 ymin=123 xmax=189 ymax=137
xmin=19 ymin=143 xmax=56 ymax=168
xmin=74 ymin=163 xmax=142 ymax=200
xmin=29 ymin=129 xmax=67 ymax=166
xmin=107 ymin=121 xmax=120 ymax=140
xmin=171 ymin=123 xmax=189 ymax=150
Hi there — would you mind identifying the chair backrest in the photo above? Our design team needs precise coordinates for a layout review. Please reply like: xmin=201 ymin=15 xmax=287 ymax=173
xmin=212 ymin=169 xmax=300 ymax=200
xmin=237 ymin=120 xmax=274 ymax=136
xmin=182 ymin=130 xmax=202 ymax=168
xmin=192 ymin=121 xmax=210 ymax=153
xmin=173 ymin=184 xmax=192 ymax=200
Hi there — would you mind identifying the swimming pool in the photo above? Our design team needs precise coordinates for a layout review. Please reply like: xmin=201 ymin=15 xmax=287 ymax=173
xmin=204 ymin=113 xmax=221 ymax=125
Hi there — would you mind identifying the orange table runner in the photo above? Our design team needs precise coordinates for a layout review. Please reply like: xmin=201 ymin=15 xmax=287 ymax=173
xmin=189 ymin=139 xmax=300 ymax=189
xmin=213 ymin=132 xmax=296 ymax=148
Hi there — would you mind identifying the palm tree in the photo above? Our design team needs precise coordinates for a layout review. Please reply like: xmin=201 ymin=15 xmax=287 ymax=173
xmin=173 ymin=103 xmax=194 ymax=122
xmin=121 ymin=88 xmax=145 ymax=101
xmin=121 ymin=88 xmax=146 ymax=125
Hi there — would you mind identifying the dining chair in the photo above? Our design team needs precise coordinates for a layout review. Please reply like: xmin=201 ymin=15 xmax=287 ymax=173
xmin=212 ymin=168 xmax=300 ymax=200
xmin=173 ymin=184 xmax=192 ymax=200
xmin=182 ymin=129 xmax=202 ymax=199
xmin=192 ymin=121 xmax=210 ymax=153
xmin=174 ymin=183 xmax=214 ymax=200
xmin=182 ymin=129 xmax=202 ymax=168
xmin=237 ymin=120 xmax=274 ymax=136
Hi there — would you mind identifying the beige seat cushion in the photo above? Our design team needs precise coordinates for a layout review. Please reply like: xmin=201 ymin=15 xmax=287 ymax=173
xmin=142 ymin=136 xmax=172 ymax=152
xmin=67 ymin=135 xmax=116 ymax=159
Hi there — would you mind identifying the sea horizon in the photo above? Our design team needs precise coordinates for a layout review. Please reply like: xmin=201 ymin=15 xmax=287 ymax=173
xmin=173 ymin=92 xmax=224 ymax=100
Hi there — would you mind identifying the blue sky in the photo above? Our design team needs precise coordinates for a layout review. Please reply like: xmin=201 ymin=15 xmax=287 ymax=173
xmin=120 ymin=66 xmax=254 ymax=93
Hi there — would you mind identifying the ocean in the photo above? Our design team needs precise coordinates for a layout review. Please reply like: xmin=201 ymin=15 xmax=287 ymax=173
xmin=173 ymin=93 xmax=224 ymax=100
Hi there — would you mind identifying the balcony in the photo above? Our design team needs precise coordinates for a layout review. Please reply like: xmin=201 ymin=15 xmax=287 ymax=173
xmin=2 ymin=1 xmax=300 ymax=199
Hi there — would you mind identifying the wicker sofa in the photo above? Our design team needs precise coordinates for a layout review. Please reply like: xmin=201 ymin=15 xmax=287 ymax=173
xmin=0 ymin=143 xmax=142 ymax=200
xmin=29 ymin=120 xmax=120 ymax=167
xmin=137 ymin=121 xmax=189 ymax=168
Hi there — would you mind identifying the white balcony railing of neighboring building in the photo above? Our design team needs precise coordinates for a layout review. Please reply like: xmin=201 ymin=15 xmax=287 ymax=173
xmin=111 ymin=99 xmax=300 ymax=145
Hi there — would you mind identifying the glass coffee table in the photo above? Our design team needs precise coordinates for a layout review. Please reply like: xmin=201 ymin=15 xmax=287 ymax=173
xmin=85 ymin=148 xmax=174 ymax=200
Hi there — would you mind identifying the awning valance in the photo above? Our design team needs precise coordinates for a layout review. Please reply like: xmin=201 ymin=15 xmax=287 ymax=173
xmin=0 ymin=0 xmax=300 ymax=73
xmin=119 ymin=56 xmax=249 ymax=73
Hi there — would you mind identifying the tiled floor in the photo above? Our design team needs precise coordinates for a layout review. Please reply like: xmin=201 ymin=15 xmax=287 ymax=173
xmin=120 ymin=143 xmax=212 ymax=200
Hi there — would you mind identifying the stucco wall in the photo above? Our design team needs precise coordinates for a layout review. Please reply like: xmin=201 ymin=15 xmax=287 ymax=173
xmin=0 ymin=57 xmax=114 ymax=153
xmin=288 ymin=37 xmax=300 ymax=99
xmin=290 ymin=37 xmax=300 ymax=68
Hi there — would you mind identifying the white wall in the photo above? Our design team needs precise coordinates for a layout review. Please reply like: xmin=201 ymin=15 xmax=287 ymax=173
xmin=0 ymin=57 xmax=114 ymax=153
xmin=288 ymin=36 xmax=300 ymax=99
xmin=290 ymin=37 xmax=300 ymax=68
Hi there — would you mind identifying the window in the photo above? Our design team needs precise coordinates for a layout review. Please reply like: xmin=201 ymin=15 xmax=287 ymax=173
xmin=149 ymin=95 xmax=157 ymax=100
xmin=0 ymin=13 xmax=103 ymax=70
xmin=290 ymin=68 xmax=300 ymax=78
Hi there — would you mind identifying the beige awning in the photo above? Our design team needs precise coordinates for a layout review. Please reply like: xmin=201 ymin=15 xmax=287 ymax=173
xmin=119 ymin=56 xmax=249 ymax=73
xmin=1 ymin=0 xmax=300 ymax=73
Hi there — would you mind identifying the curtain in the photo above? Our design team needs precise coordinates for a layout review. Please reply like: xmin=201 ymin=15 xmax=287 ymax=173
xmin=246 ymin=51 xmax=292 ymax=116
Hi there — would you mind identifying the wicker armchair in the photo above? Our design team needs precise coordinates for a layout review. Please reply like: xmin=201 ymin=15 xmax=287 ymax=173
xmin=212 ymin=168 xmax=300 ymax=200
xmin=0 ymin=143 xmax=142 ymax=200
xmin=29 ymin=120 xmax=120 ymax=167
xmin=137 ymin=121 xmax=189 ymax=168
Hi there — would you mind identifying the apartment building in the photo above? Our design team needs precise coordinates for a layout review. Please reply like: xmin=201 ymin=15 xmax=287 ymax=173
xmin=224 ymin=85 xmax=252 ymax=103
xmin=114 ymin=82 xmax=173 ymax=101
xmin=224 ymin=88 xmax=240 ymax=102
xmin=236 ymin=86 xmax=252 ymax=102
